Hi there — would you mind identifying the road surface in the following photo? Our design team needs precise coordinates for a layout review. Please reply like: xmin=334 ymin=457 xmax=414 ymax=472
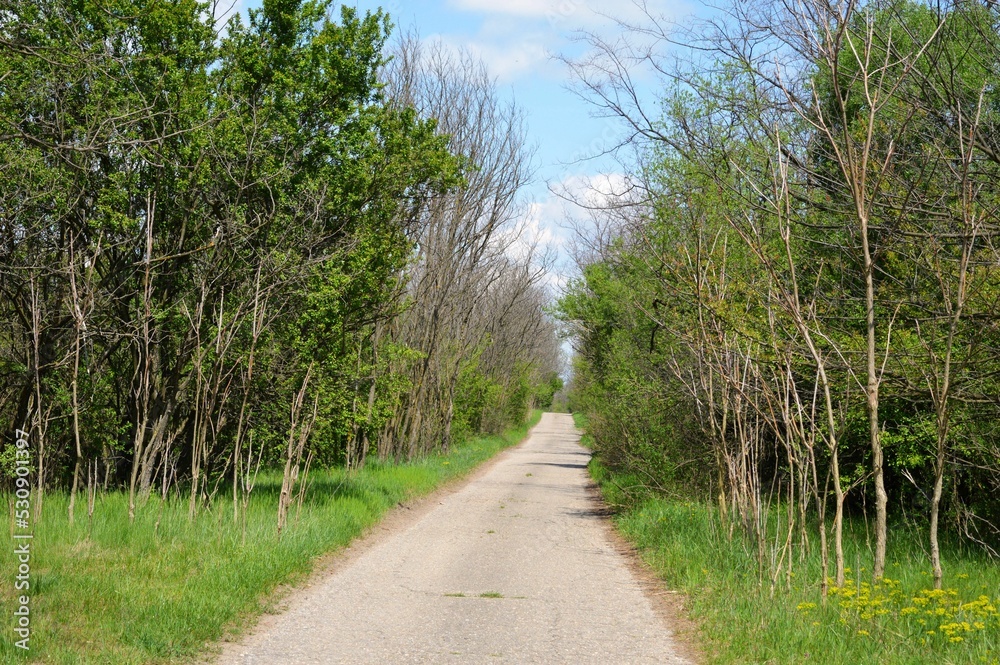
xmin=218 ymin=412 xmax=693 ymax=664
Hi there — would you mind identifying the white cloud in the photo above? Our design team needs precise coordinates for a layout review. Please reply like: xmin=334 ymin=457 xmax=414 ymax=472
xmin=524 ymin=200 xmax=566 ymax=247
xmin=497 ymin=170 xmax=642 ymax=297
xmin=432 ymin=34 xmax=552 ymax=82
xmin=551 ymin=171 xmax=633 ymax=210
xmin=436 ymin=1 xmax=698 ymax=85
xmin=448 ymin=0 xmax=558 ymax=17
xmin=448 ymin=0 xmax=694 ymax=30
xmin=504 ymin=200 xmax=562 ymax=264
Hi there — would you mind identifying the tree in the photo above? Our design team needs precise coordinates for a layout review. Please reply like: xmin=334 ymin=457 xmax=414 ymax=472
xmin=559 ymin=0 xmax=1000 ymax=587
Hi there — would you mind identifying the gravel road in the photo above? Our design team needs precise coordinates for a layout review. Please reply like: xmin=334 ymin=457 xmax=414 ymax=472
xmin=217 ymin=412 xmax=693 ymax=664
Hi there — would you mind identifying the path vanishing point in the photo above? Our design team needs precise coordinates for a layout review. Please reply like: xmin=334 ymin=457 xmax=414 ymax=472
xmin=218 ymin=412 xmax=693 ymax=664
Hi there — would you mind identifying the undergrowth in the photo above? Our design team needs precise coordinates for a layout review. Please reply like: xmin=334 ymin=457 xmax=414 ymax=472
xmin=580 ymin=416 xmax=1000 ymax=664
xmin=0 ymin=411 xmax=540 ymax=664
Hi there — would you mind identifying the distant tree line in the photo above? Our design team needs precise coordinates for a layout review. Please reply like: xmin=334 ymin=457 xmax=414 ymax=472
xmin=0 ymin=0 xmax=561 ymax=527
xmin=560 ymin=0 xmax=1000 ymax=591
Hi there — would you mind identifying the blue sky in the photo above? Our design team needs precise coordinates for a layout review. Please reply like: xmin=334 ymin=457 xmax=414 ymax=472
xmin=231 ymin=0 xmax=707 ymax=287
xmin=357 ymin=1 xmax=706 ymax=285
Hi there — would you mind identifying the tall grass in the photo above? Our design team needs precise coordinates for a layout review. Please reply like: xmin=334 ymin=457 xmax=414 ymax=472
xmin=0 ymin=411 xmax=540 ymax=664
xmin=580 ymin=431 xmax=1000 ymax=663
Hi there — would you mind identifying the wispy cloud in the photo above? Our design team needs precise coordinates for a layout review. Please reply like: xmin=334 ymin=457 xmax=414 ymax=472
xmin=448 ymin=0 xmax=693 ymax=29
xmin=437 ymin=0 xmax=694 ymax=83
xmin=430 ymin=33 xmax=552 ymax=82
xmin=448 ymin=0 xmax=558 ymax=18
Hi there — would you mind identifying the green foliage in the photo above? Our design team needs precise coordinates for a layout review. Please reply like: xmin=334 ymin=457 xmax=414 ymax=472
xmin=561 ymin=0 xmax=1000 ymax=563
xmin=452 ymin=356 xmax=506 ymax=440
xmin=533 ymin=372 xmax=563 ymax=410
xmin=0 ymin=0 xmax=467 ymax=492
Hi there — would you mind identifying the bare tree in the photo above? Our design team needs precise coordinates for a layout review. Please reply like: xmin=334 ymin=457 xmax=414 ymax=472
xmin=379 ymin=35 xmax=550 ymax=458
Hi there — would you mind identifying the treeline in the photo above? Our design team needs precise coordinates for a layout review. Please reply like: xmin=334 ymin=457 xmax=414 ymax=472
xmin=561 ymin=0 xmax=1000 ymax=591
xmin=0 ymin=0 xmax=561 ymax=526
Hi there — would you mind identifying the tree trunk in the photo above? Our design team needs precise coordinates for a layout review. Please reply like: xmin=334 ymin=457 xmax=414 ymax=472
xmin=862 ymin=217 xmax=888 ymax=580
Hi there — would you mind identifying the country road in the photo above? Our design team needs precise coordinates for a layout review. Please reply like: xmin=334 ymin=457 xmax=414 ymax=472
xmin=218 ymin=413 xmax=693 ymax=664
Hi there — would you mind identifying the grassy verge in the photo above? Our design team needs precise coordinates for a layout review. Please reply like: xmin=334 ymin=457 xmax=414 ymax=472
xmin=0 ymin=411 xmax=541 ymax=664
xmin=578 ymin=417 xmax=1000 ymax=664
xmin=571 ymin=412 xmax=590 ymax=447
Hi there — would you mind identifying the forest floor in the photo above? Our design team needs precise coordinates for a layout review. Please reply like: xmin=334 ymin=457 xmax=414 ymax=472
xmin=215 ymin=412 xmax=696 ymax=665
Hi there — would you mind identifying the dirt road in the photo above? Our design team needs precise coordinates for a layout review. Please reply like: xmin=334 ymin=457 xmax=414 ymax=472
xmin=218 ymin=412 xmax=693 ymax=664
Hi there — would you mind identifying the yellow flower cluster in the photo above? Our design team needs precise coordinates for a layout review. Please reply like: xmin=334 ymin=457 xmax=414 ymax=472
xmin=796 ymin=575 xmax=1000 ymax=650
xmin=829 ymin=576 xmax=901 ymax=621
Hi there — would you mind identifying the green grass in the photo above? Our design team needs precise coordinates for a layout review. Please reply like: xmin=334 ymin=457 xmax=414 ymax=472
xmin=571 ymin=412 xmax=592 ymax=450
xmin=588 ymin=454 xmax=1000 ymax=664
xmin=0 ymin=411 xmax=540 ymax=664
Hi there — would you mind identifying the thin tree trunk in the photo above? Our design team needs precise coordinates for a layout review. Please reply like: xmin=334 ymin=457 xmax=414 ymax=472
xmin=861 ymin=213 xmax=888 ymax=580
xmin=69 ymin=333 xmax=82 ymax=526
